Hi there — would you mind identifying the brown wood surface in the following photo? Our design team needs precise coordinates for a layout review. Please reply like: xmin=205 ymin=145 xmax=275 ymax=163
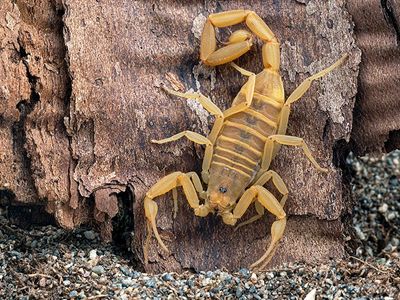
xmin=348 ymin=0 xmax=400 ymax=154
xmin=0 ymin=0 xmax=85 ymax=228
xmin=0 ymin=0 xmax=365 ymax=272
xmin=62 ymin=0 xmax=359 ymax=272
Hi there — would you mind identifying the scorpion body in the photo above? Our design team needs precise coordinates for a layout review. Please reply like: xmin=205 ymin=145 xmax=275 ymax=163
xmin=144 ymin=10 xmax=347 ymax=270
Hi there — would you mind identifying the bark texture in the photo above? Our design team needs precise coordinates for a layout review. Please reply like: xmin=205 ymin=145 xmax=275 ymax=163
xmin=62 ymin=0 xmax=360 ymax=272
xmin=0 ymin=0 xmax=90 ymax=227
xmin=348 ymin=0 xmax=400 ymax=154
xmin=0 ymin=0 xmax=366 ymax=272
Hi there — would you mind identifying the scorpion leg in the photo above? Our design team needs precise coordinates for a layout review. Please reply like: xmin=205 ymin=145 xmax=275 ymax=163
xmin=162 ymin=88 xmax=224 ymax=143
xmin=285 ymin=54 xmax=349 ymax=106
xmin=261 ymin=134 xmax=328 ymax=173
xmin=272 ymin=54 xmax=348 ymax=158
xmin=223 ymin=67 xmax=256 ymax=118
xmin=187 ymin=171 xmax=207 ymax=200
xmin=236 ymin=170 xmax=288 ymax=230
xmin=234 ymin=200 xmax=264 ymax=231
xmin=201 ymin=10 xmax=278 ymax=67
xmin=144 ymin=172 xmax=211 ymax=263
xmin=152 ymin=130 xmax=215 ymax=184
xmin=222 ymin=185 xmax=286 ymax=269
xmin=254 ymin=170 xmax=289 ymax=207
xmin=248 ymin=186 xmax=286 ymax=271
xmin=162 ymin=88 xmax=225 ymax=182
xmin=173 ymin=172 xmax=206 ymax=219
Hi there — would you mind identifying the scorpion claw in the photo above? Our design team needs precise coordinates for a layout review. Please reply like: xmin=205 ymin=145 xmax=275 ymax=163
xmin=194 ymin=205 xmax=211 ymax=217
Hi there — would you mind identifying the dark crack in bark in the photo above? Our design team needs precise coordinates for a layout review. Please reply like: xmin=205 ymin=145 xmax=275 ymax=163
xmin=11 ymin=39 xmax=41 ymax=203
xmin=381 ymin=0 xmax=400 ymax=45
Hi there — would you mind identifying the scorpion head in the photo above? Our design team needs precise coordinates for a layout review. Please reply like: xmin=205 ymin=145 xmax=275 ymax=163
xmin=207 ymin=178 xmax=244 ymax=214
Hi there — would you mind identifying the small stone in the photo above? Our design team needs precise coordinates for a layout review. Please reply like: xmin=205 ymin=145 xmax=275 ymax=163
xmin=145 ymin=278 xmax=156 ymax=288
xmin=121 ymin=278 xmax=133 ymax=287
xmin=92 ymin=265 xmax=105 ymax=274
xmin=202 ymin=278 xmax=212 ymax=286
xmin=65 ymin=263 xmax=73 ymax=269
xmin=187 ymin=279 xmax=194 ymax=288
xmin=84 ymin=230 xmax=96 ymax=240
xmin=239 ymin=268 xmax=250 ymax=278
xmin=249 ymin=285 xmax=257 ymax=293
xmin=63 ymin=279 xmax=71 ymax=286
xmin=250 ymin=273 xmax=257 ymax=283
xmin=162 ymin=273 xmax=174 ymax=281
xmin=376 ymin=258 xmax=386 ymax=265
xmin=69 ymin=290 xmax=78 ymax=297
xmin=89 ymin=249 xmax=97 ymax=260
xmin=39 ymin=277 xmax=46 ymax=287
xmin=120 ymin=266 xmax=132 ymax=276
xmin=223 ymin=274 xmax=232 ymax=283
xmin=378 ymin=203 xmax=388 ymax=213
xmin=9 ymin=250 xmax=22 ymax=259
xmin=354 ymin=226 xmax=366 ymax=240
xmin=235 ymin=287 xmax=243 ymax=298
xmin=266 ymin=272 xmax=274 ymax=280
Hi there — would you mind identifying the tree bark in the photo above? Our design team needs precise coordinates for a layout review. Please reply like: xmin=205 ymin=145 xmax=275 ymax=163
xmin=3 ymin=0 xmax=392 ymax=273
xmin=348 ymin=0 xmax=400 ymax=154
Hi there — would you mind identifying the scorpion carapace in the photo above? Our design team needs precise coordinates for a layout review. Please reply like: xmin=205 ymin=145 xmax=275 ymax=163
xmin=144 ymin=10 xmax=348 ymax=270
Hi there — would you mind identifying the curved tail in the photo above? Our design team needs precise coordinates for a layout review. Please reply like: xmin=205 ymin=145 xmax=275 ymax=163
xmin=200 ymin=10 xmax=280 ymax=72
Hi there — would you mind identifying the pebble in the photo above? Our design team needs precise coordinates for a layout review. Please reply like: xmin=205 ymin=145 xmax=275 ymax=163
xmin=83 ymin=230 xmax=96 ymax=240
xmin=89 ymin=249 xmax=97 ymax=260
xmin=236 ymin=287 xmax=243 ymax=297
xmin=266 ymin=272 xmax=275 ymax=280
xmin=145 ymin=278 xmax=156 ymax=288
xmin=121 ymin=278 xmax=133 ymax=287
xmin=9 ymin=250 xmax=22 ymax=259
xmin=39 ymin=277 xmax=46 ymax=287
xmin=92 ymin=265 xmax=105 ymax=275
xmin=132 ymin=271 xmax=141 ymax=279
xmin=69 ymin=290 xmax=78 ymax=297
xmin=378 ymin=203 xmax=388 ymax=213
xmin=63 ymin=280 xmax=71 ymax=286
xmin=239 ymin=268 xmax=250 ymax=278
xmin=162 ymin=273 xmax=174 ymax=281
xmin=120 ymin=266 xmax=132 ymax=276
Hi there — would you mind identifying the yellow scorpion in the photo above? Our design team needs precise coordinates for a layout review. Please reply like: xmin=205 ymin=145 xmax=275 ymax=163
xmin=144 ymin=10 xmax=347 ymax=270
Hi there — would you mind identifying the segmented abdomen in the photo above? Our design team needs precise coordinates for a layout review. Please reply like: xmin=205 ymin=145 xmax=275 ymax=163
xmin=210 ymin=91 xmax=283 ymax=184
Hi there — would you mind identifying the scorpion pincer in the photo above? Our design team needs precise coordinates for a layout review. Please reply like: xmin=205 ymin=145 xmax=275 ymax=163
xmin=144 ymin=10 xmax=348 ymax=270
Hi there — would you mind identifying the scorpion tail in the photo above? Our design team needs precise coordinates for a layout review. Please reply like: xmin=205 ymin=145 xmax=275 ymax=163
xmin=200 ymin=10 xmax=279 ymax=70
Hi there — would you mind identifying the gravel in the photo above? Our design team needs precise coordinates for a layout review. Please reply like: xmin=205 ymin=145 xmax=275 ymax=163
xmin=0 ymin=151 xmax=399 ymax=299
xmin=347 ymin=151 xmax=400 ymax=261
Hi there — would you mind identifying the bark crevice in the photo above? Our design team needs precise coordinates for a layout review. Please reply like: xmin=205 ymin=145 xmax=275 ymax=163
xmin=10 ymin=38 xmax=42 ymax=203
xmin=381 ymin=0 xmax=400 ymax=45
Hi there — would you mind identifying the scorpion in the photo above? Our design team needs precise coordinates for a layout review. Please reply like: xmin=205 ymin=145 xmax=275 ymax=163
xmin=144 ymin=10 xmax=347 ymax=270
